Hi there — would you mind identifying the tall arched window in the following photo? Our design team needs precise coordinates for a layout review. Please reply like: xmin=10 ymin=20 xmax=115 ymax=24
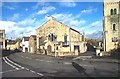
xmin=110 ymin=9 xmax=113 ymax=15
xmin=114 ymin=9 xmax=117 ymax=15
xmin=113 ymin=24 xmax=116 ymax=31
xmin=64 ymin=35 xmax=67 ymax=44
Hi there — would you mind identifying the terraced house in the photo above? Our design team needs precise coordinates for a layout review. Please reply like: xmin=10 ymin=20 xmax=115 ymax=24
xmin=6 ymin=40 xmax=20 ymax=50
xmin=21 ymin=37 xmax=30 ymax=53
xmin=36 ymin=17 xmax=87 ymax=57
xmin=0 ymin=29 xmax=5 ymax=49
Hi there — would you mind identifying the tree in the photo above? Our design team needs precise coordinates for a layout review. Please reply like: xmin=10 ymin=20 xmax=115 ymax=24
xmin=15 ymin=38 xmax=21 ymax=43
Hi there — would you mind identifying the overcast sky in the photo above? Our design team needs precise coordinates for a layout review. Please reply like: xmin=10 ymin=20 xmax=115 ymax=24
xmin=0 ymin=1 xmax=103 ymax=39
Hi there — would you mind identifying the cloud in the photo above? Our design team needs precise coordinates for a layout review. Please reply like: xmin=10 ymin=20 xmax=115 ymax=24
xmin=25 ymin=8 xmax=28 ymax=11
xmin=90 ymin=21 xmax=102 ymax=28
xmin=52 ymin=13 xmax=86 ymax=31
xmin=0 ymin=16 xmax=49 ymax=39
xmin=80 ymin=20 xmax=103 ymax=34
xmin=81 ymin=7 xmax=97 ymax=14
xmin=8 ymin=13 xmax=20 ymax=21
xmin=0 ymin=2 xmax=2 ymax=8
xmin=17 ymin=18 xmax=36 ymax=26
xmin=37 ymin=6 xmax=56 ymax=15
xmin=0 ymin=21 xmax=16 ymax=33
xmin=58 ymin=0 xmax=76 ymax=7
xmin=3 ymin=3 xmax=19 ymax=10
xmin=33 ymin=2 xmax=46 ymax=9
xmin=0 ymin=21 xmax=37 ymax=39
xmin=5 ymin=6 xmax=15 ymax=10
xmin=59 ymin=2 xmax=76 ymax=7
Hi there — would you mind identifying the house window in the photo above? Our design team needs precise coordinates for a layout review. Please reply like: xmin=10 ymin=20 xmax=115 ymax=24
xmin=51 ymin=33 xmax=54 ymax=41
xmin=110 ymin=9 xmax=113 ymax=15
xmin=64 ymin=35 xmax=67 ymax=44
xmin=114 ymin=9 xmax=117 ymax=15
xmin=0 ymin=33 xmax=3 ymax=38
xmin=113 ymin=24 xmax=116 ymax=31
xmin=82 ymin=35 xmax=84 ymax=41
xmin=0 ymin=42 xmax=3 ymax=45
xmin=39 ymin=37 xmax=45 ymax=45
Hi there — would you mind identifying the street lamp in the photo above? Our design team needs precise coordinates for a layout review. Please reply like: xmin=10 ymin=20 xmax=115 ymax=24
xmin=83 ymin=32 xmax=85 ymax=42
xmin=54 ymin=34 xmax=57 ymax=57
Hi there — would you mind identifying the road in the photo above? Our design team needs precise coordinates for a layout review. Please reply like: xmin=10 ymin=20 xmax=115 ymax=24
xmin=1 ymin=51 xmax=119 ymax=78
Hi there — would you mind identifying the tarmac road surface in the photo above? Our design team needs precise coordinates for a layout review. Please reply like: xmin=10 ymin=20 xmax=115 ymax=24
xmin=1 ymin=52 xmax=119 ymax=78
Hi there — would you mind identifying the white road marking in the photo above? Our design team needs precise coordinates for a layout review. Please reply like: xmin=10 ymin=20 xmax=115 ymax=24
xmin=26 ymin=57 xmax=29 ymax=59
xmin=3 ymin=57 xmax=19 ymax=70
xmin=73 ymin=56 xmax=92 ymax=60
xmin=79 ymin=64 xmax=93 ymax=68
xmin=35 ymin=59 xmax=39 ymax=61
xmin=36 ymin=59 xmax=52 ymax=63
xmin=21 ymin=56 xmax=24 ymax=58
xmin=0 ymin=69 xmax=21 ymax=74
xmin=28 ymin=57 xmax=32 ymax=59
xmin=25 ymin=68 xmax=43 ymax=76
xmin=63 ymin=62 xmax=93 ymax=67
xmin=3 ymin=57 xmax=44 ymax=76
xmin=5 ymin=57 xmax=23 ymax=68
xmin=30 ymin=70 xmax=36 ymax=73
xmin=20 ymin=55 xmax=32 ymax=60
xmin=46 ymin=60 xmax=52 ymax=62
xmin=25 ymin=68 xmax=29 ymax=71
xmin=64 ymin=62 xmax=72 ymax=65
xmin=35 ymin=59 xmax=44 ymax=62
xmin=36 ymin=72 xmax=44 ymax=76
xmin=39 ymin=60 xmax=44 ymax=61
xmin=23 ymin=56 xmax=32 ymax=59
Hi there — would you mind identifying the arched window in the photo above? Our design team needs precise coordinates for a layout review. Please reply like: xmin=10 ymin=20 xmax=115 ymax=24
xmin=113 ymin=24 xmax=116 ymax=31
xmin=110 ymin=9 xmax=113 ymax=15
xmin=64 ymin=35 xmax=67 ymax=44
xmin=114 ymin=9 xmax=117 ymax=15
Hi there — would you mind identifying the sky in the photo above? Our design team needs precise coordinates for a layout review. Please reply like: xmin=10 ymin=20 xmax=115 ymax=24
xmin=0 ymin=1 xmax=103 ymax=40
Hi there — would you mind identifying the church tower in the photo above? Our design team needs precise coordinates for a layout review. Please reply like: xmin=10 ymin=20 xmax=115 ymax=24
xmin=103 ymin=0 xmax=120 ymax=52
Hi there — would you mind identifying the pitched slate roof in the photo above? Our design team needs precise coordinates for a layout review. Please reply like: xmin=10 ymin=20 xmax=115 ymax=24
xmin=7 ymin=40 xmax=16 ymax=45
xmin=30 ymin=35 xmax=36 ymax=40
xmin=23 ymin=37 xmax=30 ymax=41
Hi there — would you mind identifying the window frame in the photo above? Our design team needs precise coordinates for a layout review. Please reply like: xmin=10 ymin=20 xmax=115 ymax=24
xmin=112 ymin=24 xmax=116 ymax=31
xmin=114 ymin=8 xmax=117 ymax=15
xmin=110 ymin=9 xmax=113 ymax=15
xmin=64 ymin=35 xmax=67 ymax=44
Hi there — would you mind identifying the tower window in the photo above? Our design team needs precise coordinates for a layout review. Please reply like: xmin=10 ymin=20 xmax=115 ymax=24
xmin=113 ymin=24 xmax=116 ymax=31
xmin=114 ymin=9 xmax=117 ymax=15
xmin=110 ymin=9 xmax=113 ymax=15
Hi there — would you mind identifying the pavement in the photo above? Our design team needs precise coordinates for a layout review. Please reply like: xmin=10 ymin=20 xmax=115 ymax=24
xmin=73 ymin=56 xmax=120 ymax=64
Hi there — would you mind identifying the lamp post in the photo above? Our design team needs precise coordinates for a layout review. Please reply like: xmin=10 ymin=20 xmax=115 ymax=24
xmin=54 ymin=34 xmax=57 ymax=57
xmin=83 ymin=32 xmax=85 ymax=42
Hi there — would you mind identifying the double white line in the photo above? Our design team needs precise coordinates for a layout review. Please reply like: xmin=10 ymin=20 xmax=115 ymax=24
xmin=3 ymin=57 xmax=22 ymax=70
xmin=2 ymin=56 xmax=43 ymax=76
